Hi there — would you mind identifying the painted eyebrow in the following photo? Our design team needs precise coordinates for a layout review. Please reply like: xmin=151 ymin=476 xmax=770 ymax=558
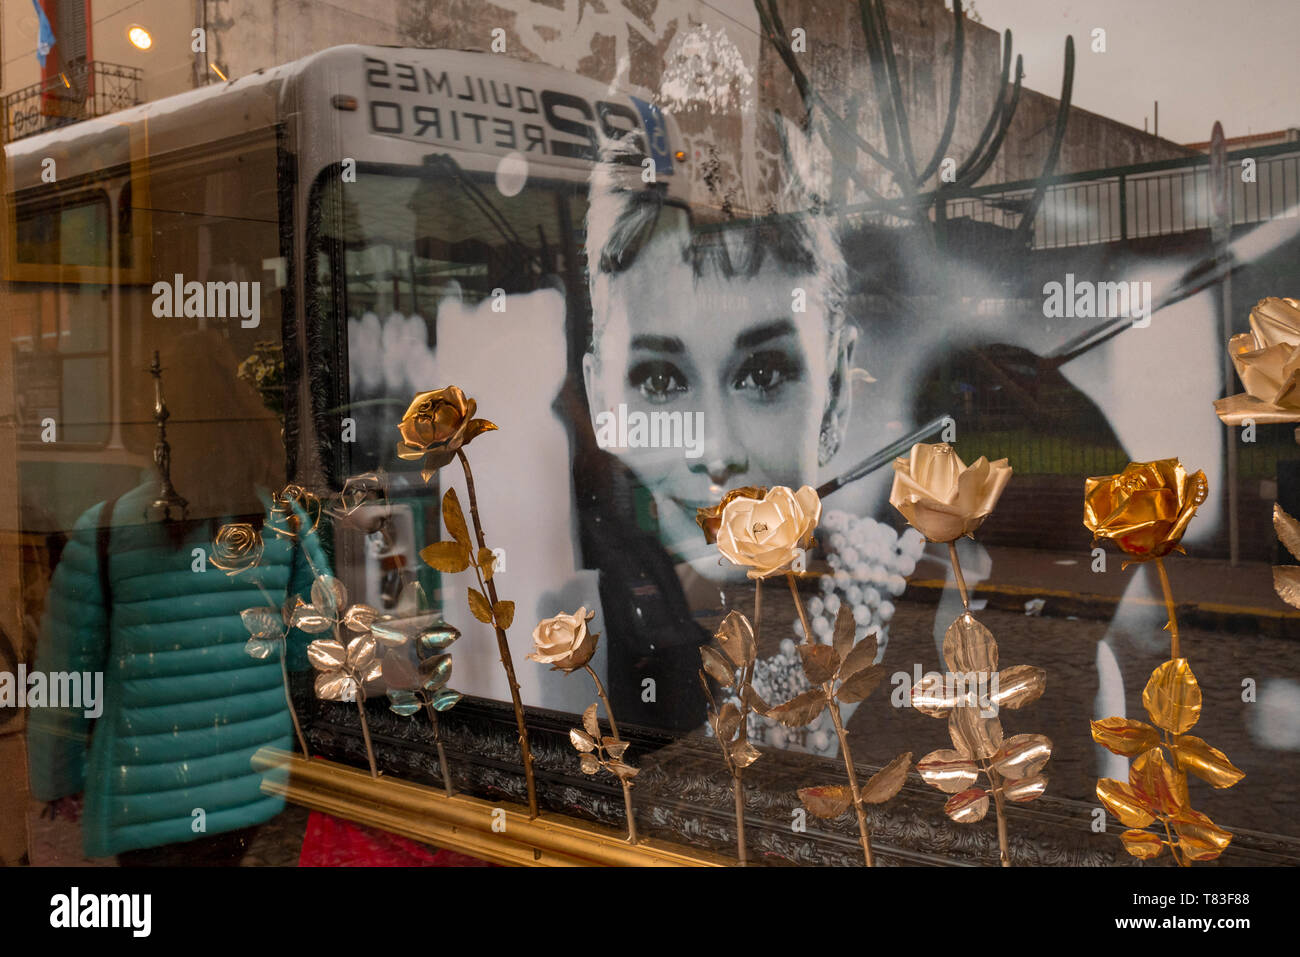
xmin=629 ymin=334 xmax=684 ymax=353
xmin=735 ymin=319 xmax=797 ymax=351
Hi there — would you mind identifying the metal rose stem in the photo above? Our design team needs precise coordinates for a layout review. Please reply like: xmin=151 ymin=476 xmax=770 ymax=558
xmin=584 ymin=664 xmax=638 ymax=844
xmin=947 ymin=542 xmax=971 ymax=610
xmin=948 ymin=542 xmax=1011 ymax=866
xmin=787 ymin=572 xmax=813 ymax=643
xmin=1153 ymin=558 xmax=1181 ymax=659
xmin=281 ymin=650 xmax=310 ymax=758
xmin=827 ymin=699 xmax=874 ymax=866
xmin=355 ymin=692 xmax=378 ymax=777
xmin=455 ymin=449 xmax=539 ymax=818
xmin=424 ymin=703 xmax=454 ymax=797
xmin=787 ymin=575 xmax=875 ymax=866
xmin=252 ymin=581 xmax=311 ymax=759
xmin=984 ymin=759 xmax=1012 ymax=867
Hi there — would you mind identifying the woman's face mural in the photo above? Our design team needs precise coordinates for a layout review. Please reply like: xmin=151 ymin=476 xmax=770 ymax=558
xmin=583 ymin=207 xmax=855 ymax=563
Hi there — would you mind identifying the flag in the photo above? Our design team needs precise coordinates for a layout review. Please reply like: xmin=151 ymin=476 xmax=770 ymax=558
xmin=33 ymin=0 xmax=56 ymax=68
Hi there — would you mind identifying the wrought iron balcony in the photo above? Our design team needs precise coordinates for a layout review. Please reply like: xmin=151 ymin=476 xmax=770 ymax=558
xmin=3 ymin=60 xmax=142 ymax=144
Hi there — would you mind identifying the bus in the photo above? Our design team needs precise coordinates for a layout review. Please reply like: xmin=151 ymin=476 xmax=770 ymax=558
xmin=4 ymin=45 xmax=688 ymax=709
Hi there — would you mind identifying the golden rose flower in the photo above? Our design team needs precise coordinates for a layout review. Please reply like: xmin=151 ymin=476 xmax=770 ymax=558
xmin=1084 ymin=459 xmax=1208 ymax=560
xmin=715 ymin=485 xmax=821 ymax=579
xmin=889 ymin=443 xmax=1012 ymax=544
xmin=268 ymin=483 xmax=321 ymax=539
xmin=396 ymin=386 xmax=497 ymax=480
xmin=1214 ymin=297 xmax=1300 ymax=424
xmin=210 ymin=523 xmax=263 ymax=575
xmin=695 ymin=486 xmax=768 ymax=545
xmin=528 ymin=607 xmax=599 ymax=673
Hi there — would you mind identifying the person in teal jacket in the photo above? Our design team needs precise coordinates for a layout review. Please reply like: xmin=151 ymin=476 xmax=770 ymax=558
xmin=27 ymin=480 xmax=326 ymax=861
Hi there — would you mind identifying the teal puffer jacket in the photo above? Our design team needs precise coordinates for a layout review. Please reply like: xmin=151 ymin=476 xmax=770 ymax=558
xmin=27 ymin=482 xmax=325 ymax=858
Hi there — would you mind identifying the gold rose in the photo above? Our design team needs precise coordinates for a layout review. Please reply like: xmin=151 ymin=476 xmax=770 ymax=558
xmin=404 ymin=387 xmax=538 ymax=817
xmin=695 ymin=488 xmax=769 ymax=865
xmin=1087 ymin=463 xmax=1241 ymax=864
xmin=706 ymin=485 xmax=910 ymax=866
xmin=1084 ymin=459 xmax=1208 ymax=659
xmin=1214 ymin=297 xmax=1300 ymax=425
xmin=528 ymin=610 xmax=638 ymax=842
xmin=891 ymin=442 xmax=1049 ymax=867
xmin=210 ymin=523 xmax=264 ymax=575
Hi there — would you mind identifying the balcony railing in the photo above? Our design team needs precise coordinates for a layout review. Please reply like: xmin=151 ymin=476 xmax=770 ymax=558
xmin=3 ymin=60 xmax=142 ymax=144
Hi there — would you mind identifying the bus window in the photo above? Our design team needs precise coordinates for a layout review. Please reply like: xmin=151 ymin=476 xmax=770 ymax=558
xmin=311 ymin=162 xmax=589 ymax=478
xmin=15 ymin=193 xmax=110 ymax=268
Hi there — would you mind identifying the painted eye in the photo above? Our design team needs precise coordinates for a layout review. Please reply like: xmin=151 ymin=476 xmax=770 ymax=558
xmin=629 ymin=360 xmax=688 ymax=402
xmin=734 ymin=351 xmax=800 ymax=395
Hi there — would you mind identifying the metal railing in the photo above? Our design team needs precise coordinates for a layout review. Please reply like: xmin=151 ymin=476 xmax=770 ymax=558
xmin=3 ymin=60 xmax=142 ymax=144
xmin=845 ymin=141 xmax=1300 ymax=250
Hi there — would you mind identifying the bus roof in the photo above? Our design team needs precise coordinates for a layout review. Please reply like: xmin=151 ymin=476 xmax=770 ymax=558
xmin=5 ymin=45 xmax=682 ymax=191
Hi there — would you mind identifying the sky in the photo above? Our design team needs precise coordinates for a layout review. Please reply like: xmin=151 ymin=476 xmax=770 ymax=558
xmin=964 ymin=0 xmax=1300 ymax=144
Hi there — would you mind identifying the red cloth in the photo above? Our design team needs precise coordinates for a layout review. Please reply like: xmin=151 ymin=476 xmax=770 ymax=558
xmin=298 ymin=810 xmax=494 ymax=867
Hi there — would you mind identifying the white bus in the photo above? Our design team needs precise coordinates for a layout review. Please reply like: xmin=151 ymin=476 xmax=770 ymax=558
xmin=5 ymin=45 xmax=690 ymax=717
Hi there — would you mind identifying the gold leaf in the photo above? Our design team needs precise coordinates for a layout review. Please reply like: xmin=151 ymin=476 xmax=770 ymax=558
xmin=493 ymin=600 xmax=514 ymax=630
xmin=716 ymin=702 xmax=742 ymax=743
xmin=467 ymin=587 xmax=492 ymax=623
xmin=742 ymin=683 xmax=771 ymax=716
xmin=1090 ymin=716 xmax=1160 ymax=757
xmin=579 ymin=753 xmax=600 ymax=774
xmin=988 ymin=733 xmax=1052 ymax=780
xmin=990 ymin=665 xmax=1046 ymax=710
xmin=569 ymin=728 xmax=596 ymax=753
xmin=832 ymin=604 xmax=856 ymax=660
xmin=859 ymin=751 xmax=913 ymax=804
xmin=1119 ymin=829 xmax=1165 ymax=860
xmin=1274 ymin=503 xmax=1300 ymax=562
xmin=604 ymin=738 xmax=630 ymax=761
xmin=768 ymin=689 xmax=828 ymax=727
xmin=1141 ymin=658 xmax=1202 ymax=734
xmin=1096 ymin=778 xmax=1156 ymax=828
xmin=1001 ymin=773 xmax=1047 ymax=802
xmin=730 ymin=740 xmax=762 ymax=769
xmin=700 ymin=646 xmax=736 ymax=688
xmin=1130 ymin=747 xmax=1189 ymax=817
xmin=442 ymin=487 xmax=471 ymax=547
xmin=917 ymin=748 xmax=979 ymax=794
xmin=837 ymin=664 xmax=886 ymax=704
xmin=1172 ymin=809 xmax=1232 ymax=861
xmin=948 ymin=707 xmax=1003 ymax=759
xmin=477 ymin=546 xmax=496 ymax=582
xmin=1171 ymin=734 xmax=1244 ymax=789
xmin=943 ymin=614 xmax=998 ymax=674
xmin=582 ymin=702 xmax=600 ymax=738
xmin=716 ymin=611 xmax=756 ymax=667
xmin=798 ymin=784 xmax=853 ymax=819
xmin=799 ymin=644 xmax=839 ymax=686
xmin=912 ymin=672 xmax=958 ymax=717
xmin=419 ymin=541 xmax=471 ymax=574
xmin=1273 ymin=565 xmax=1300 ymax=610
xmin=944 ymin=788 xmax=989 ymax=823
xmin=606 ymin=759 xmax=639 ymax=781
xmin=838 ymin=632 xmax=879 ymax=681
